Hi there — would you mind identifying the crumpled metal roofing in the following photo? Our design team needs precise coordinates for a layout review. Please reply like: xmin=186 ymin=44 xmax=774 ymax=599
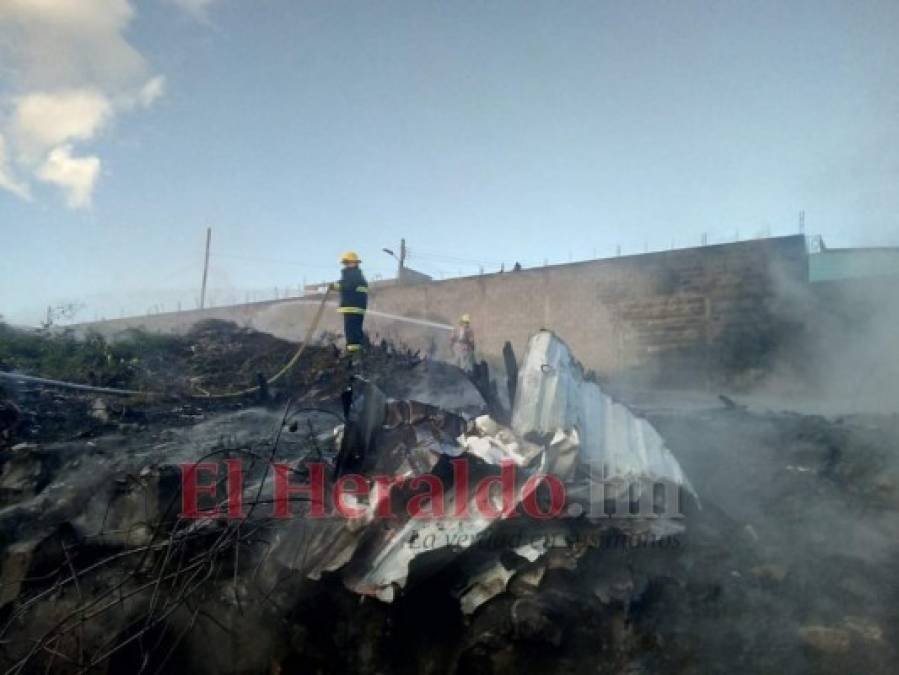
xmin=273 ymin=329 xmax=697 ymax=608
xmin=512 ymin=330 xmax=696 ymax=500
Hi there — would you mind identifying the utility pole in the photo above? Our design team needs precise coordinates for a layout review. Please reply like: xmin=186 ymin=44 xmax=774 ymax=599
xmin=399 ymin=238 xmax=406 ymax=272
xmin=199 ymin=226 xmax=211 ymax=310
xmin=799 ymin=210 xmax=805 ymax=234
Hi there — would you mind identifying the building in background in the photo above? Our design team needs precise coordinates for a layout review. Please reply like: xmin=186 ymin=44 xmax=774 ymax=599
xmin=808 ymin=245 xmax=899 ymax=283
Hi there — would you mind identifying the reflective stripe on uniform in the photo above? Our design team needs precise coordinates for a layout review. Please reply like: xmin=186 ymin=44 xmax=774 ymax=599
xmin=356 ymin=286 xmax=368 ymax=293
xmin=337 ymin=306 xmax=366 ymax=315
xmin=346 ymin=344 xmax=362 ymax=352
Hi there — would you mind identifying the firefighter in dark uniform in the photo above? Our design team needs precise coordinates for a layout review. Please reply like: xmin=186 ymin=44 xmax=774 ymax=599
xmin=333 ymin=251 xmax=368 ymax=356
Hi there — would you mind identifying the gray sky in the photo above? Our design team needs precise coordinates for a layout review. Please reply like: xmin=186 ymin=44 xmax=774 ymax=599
xmin=2 ymin=0 xmax=898 ymax=325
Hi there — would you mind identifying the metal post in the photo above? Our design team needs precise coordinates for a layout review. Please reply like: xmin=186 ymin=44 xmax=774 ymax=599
xmin=199 ymin=226 xmax=211 ymax=310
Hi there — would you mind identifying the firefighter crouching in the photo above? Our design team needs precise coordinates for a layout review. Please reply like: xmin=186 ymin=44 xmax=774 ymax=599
xmin=332 ymin=251 xmax=368 ymax=357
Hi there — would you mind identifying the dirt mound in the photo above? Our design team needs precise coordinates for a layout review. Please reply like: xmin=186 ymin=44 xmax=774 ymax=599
xmin=1 ymin=320 xmax=303 ymax=395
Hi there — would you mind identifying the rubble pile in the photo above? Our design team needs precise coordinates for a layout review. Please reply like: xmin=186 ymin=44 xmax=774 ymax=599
xmin=0 ymin=321 xmax=897 ymax=674
xmin=0 ymin=319 xmax=430 ymax=446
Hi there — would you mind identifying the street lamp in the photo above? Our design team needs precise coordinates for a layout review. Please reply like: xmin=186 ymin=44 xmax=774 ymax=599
xmin=383 ymin=240 xmax=406 ymax=278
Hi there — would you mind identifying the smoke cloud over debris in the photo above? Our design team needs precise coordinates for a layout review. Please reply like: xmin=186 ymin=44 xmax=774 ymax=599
xmin=1 ymin=319 xmax=897 ymax=673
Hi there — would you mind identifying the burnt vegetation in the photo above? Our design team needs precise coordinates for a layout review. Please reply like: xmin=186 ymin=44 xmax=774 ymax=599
xmin=0 ymin=321 xmax=896 ymax=674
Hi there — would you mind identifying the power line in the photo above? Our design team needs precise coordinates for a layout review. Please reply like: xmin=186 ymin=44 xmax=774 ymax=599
xmin=212 ymin=252 xmax=335 ymax=269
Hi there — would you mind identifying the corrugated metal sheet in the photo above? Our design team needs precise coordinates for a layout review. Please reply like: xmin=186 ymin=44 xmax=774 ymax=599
xmin=512 ymin=330 xmax=696 ymax=499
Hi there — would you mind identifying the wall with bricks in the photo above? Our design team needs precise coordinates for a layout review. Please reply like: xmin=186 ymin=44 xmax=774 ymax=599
xmin=80 ymin=236 xmax=809 ymax=386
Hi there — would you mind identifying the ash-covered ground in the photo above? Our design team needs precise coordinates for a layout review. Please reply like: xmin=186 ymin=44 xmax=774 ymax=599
xmin=0 ymin=321 xmax=896 ymax=674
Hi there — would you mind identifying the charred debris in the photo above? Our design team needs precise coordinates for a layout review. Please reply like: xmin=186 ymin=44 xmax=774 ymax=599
xmin=0 ymin=320 xmax=897 ymax=674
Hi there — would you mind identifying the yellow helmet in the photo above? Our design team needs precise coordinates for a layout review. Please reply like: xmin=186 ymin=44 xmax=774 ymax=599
xmin=340 ymin=251 xmax=361 ymax=264
xmin=460 ymin=314 xmax=471 ymax=324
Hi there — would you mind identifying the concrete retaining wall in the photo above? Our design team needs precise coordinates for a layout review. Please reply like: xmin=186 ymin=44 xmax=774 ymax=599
xmin=80 ymin=236 xmax=809 ymax=386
